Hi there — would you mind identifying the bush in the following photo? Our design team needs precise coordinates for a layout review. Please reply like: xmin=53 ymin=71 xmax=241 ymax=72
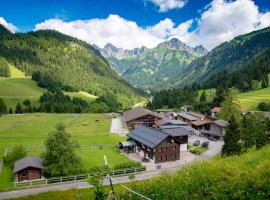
xmin=189 ymin=145 xmax=207 ymax=155
xmin=114 ymin=161 xmax=141 ymax=170
xmin=3 ymin=146 xmax=27 ymax=167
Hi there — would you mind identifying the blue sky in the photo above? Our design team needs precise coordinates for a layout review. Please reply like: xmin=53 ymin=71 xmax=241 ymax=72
xmin=1 ymin=0 xmax=270 ymax=49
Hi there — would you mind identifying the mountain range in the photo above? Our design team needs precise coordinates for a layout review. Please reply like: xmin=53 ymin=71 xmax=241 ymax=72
xmin=95 ymin=38 xmax=208 ymax=92
xmin=96 ymin=27 xmax=270 ymax=93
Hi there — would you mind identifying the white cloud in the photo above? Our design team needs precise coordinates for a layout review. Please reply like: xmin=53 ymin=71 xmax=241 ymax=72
xmin=149 ymin=0 xmax=187 ymax=12
xmin=0 ymin=17 xmax=19 ymax=33
xmin=35 ymin=14 xmax=165 ymax=49
xmin=34 ymin=0 xmax=270 ymax=50
xmin=184 ymin=0 xmax=270 ymax=49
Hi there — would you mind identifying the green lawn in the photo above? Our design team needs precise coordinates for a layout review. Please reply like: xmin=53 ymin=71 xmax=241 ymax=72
xmin=0 ymin=78 xmax=46 ymax=110
xmin=238 ymin=87 xmax=270 ymax=111
xmin=0 ymin=113 xmax=129 ymax=191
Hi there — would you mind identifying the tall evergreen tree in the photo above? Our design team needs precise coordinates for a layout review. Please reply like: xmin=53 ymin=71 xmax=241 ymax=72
xmin=200 ymin=91 xmax=206 ymax=102
xmin=241 ymin=115 xmax=256 ymax=151
xmin=15 ymin=103 xmax=23 ymax=114
xmin=0 ymin=98 xmax=7 ymax=114
xmin=222 ymin=115 xmax=242 ymax=157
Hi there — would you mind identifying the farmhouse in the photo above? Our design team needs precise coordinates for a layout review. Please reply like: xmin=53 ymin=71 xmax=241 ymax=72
xmin=123 ymin=107 xmax=163 ymax=130
xmin=13 ymin=157 xmax=43 ymax=182
xmin=177 ymin=111 xmax=228 ymax=140
xmin=125 ymin=126 xmax=192 ymax=163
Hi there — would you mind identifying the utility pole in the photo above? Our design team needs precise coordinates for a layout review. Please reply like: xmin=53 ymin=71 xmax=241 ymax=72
xmin=104 ymin=155 xmax=116 ymax=197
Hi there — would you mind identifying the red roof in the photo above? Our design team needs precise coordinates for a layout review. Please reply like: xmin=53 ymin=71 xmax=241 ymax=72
xmin=211 ymin=107 xmax=222 ymax=113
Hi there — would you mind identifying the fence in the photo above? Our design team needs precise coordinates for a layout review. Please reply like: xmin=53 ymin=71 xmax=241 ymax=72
xmin=14 ymin=166 xmax=146 ymax=189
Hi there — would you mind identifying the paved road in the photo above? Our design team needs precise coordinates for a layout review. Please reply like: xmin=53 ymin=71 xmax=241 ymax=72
xmin=0 ymin=136 xmax=223 ymax=200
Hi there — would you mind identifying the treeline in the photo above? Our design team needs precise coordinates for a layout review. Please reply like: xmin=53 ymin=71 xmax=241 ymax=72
xmin=204 ymin=49 xmax=270 ymax=92
xmin=32 ymin=71 xmax=78 ymax=93
xmin=0 ymin=57 xmax=11 ymax=77
xmin=147 ymin=88 xmax=197 ymax=110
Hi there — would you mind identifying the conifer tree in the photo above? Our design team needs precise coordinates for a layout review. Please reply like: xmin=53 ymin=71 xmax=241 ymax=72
xmin=222 ymin=115 xmax=242 ymax=156
xmin=0 ymin=98 xmax=7 ymax=114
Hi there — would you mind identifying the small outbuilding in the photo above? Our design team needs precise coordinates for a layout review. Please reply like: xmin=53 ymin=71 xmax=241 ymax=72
xmin=13 ymin=156 xmax=43 ymax=182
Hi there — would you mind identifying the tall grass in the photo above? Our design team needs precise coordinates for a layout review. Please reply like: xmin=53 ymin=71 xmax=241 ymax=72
xmin=117 ymin=146 xmax=270 ymax=199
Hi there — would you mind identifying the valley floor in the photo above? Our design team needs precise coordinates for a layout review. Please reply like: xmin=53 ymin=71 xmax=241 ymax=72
xmin=0 ymin=113 xmax=128 ymax=191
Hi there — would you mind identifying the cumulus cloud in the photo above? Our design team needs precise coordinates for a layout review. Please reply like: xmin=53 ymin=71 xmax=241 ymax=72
xmin=185 ymin=0 xmax=270 ymax=49
xmin=149 ymin=0 xmax=187 ymax=12
xmin=35 ymin=0 xmax=270 ymax=50
xmin=35 ymin=15 xmax=165 ymax=49
xmin=0 ymin=17 xmax=19 ymax=33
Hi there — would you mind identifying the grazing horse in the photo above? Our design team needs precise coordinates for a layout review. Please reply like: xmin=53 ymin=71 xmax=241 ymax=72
xmin=95 ymin=119 xmax=99 ymax=123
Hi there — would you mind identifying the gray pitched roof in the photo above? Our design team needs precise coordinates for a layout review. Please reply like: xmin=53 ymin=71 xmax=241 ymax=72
xmin=155 ymin=119 xmax=188 ymax=127
xmin=127 ymin=126 xmax=168 ymax=148
xmin=177 ymin=112 xmax=200 ymax=121
xmin=13 ymin=156 xmax=43 ymax=173
xmin=161 ymin=127 xmax=193 ymax=137
xmin=123 ymin=107 xmax=163 ymax=123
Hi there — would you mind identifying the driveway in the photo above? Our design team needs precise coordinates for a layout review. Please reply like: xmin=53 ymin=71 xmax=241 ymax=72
xmin=189 ymin=135 xmax=224 ymax=159
xmin=110 ymin=117 xmax=128 ymax=136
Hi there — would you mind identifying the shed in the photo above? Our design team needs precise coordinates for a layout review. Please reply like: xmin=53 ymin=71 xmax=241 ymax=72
xmin=13 ymin=157 xmax=43 ymax=182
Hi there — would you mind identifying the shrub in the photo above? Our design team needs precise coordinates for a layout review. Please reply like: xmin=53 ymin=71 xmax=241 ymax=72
xmin=4 ymin=146 xmax=27 ymax=167
xmin=114 ymin=161 xmax=141 ymax=170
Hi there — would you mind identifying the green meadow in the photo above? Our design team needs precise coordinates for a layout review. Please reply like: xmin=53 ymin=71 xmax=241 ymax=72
xmin=0 ymin=113 xmax=128 ymax=191
xmin=238 ymin=86 xmax=270 ymax=111
xmin=0 ymin=78 xmax=46 ymax=110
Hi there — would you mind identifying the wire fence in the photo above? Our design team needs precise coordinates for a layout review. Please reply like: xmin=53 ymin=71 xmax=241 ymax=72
xmin=14 ymin=166 xmax=146 ymax=189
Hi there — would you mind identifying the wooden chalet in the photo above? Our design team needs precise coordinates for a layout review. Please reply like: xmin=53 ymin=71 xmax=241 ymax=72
xmin=123 ymin=107 xmax=163 ymax=130
xmin=126 ymin=126 xmax=193 ymax=163
xmin=177 ymin=111 xmax=228 ymax=140
xmin=13 ymin=157 xmax=43 ymax=182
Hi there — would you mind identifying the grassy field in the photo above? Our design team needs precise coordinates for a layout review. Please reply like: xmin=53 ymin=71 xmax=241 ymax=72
xmin=238 ymin=87 xmax=270 ymax=111
xmin=9 ymin=65 xmax=26 ymax=78
xmin=0 ymin=113 xmax=129 ymax=191
xmin=63 ymin=91 xmax=97 ymax=102
xmin=0 ymin=77 xmax=46 ymax=110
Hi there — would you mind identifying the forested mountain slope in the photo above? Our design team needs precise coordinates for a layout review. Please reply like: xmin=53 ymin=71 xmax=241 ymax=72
xmin=97 ymin=38 xmax=207 ymax=92
xmin=0 ymin=25 xmax=143 ymax=106
xmin=177 ymin=27 xmax=270 ymax=89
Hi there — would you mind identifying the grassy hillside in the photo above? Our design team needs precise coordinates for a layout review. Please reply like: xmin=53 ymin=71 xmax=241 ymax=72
xmin=9 ymin=146 xmax=270 ymax=200
xmin=238 ymin=86 xmax=270 ymax=111
xmin=9 ymin=64 xmax=26 ymax=78
xmin=0 ymin=113 xmax=128 ymax=191
xmin=0 ymin=77 xmax=46 ymax=109
xmin=0 ymin=25 xmax=143 ymax=107
xmin=117 ymin=146 xmax=270 ymax=199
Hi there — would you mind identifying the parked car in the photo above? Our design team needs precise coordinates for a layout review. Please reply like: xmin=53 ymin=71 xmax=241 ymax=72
xmin=201 ymin=141 xmax=209 ymax=147
xmin=193 ymin=140 xmax=200 ymax=146
xmin=208 ymin=136 xmax=218 ymax=141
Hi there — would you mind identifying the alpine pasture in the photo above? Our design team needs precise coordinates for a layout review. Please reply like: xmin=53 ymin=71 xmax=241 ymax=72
xmin=0 ymin=113 xmax=128 ymax=191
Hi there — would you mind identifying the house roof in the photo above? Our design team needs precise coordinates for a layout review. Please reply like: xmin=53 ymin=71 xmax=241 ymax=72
xmin=123 ymin=107 xmax=163 ymax=123
xmin=214 ymin=120 xmax=228 ymax=127
xmin=13 ymin=157 xmax=43 ymax=173
xmin=187 ymin=111 xmax=206 ymax=119
xmin=191 ymin=119 xmax=213 ymax=126
xmin=177 ymin=112 xmax=200 ymax=121
xmin=211 ymin=107 xmax=222 ymax=113
xmin=119 ymin=140 xmax=136 ymax=147
xmin=155 ymin=119 xmax=188 ymax=127
xmin=160 ymin=127 xmax=193 ymax=137
xmin=127 ymin=126 xmax=169 ymax=148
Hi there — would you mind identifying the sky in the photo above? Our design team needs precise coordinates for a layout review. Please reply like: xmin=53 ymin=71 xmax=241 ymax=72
xmin=1 ymin=0 xmax=270 ymax=50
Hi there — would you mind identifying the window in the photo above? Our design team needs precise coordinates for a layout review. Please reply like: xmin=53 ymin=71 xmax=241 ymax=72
xmin=172 ymin=146 xmax=176 ymax=151
xmin=158 ymin=148 xmax=161 ymax=152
